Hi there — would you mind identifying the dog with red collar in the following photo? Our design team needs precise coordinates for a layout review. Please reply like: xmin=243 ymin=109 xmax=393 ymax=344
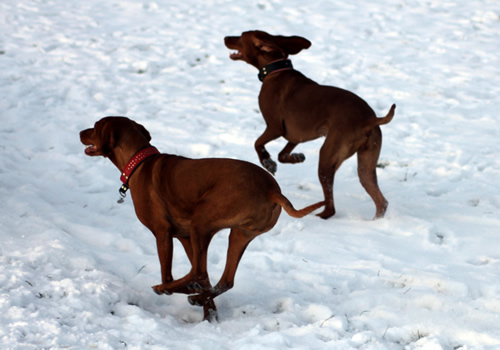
xmin=80 ymin=116 xmax=324 ymax=321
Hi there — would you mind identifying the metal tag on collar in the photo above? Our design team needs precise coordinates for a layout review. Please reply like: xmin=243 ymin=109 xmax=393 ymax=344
xmin=258 ymin=69 xmax=267 ymax=82
xmin=117 ymin=183 xmax=129 ymax=204
xmin=258 ymin=59 xmax=293 ymax=82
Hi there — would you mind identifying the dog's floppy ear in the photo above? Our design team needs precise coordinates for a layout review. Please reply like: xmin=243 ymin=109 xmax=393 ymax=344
xmin=253 ymin=36 xmax=283 ymax=56
xmin=135 ymin=122 xmax=151 ymax=142
xmin=99 ymin=121 xmax=117 ymax=157
xmin=253 ymin=33 xmax=311 ymax=57
xmin=251 ymin=31 xmax=285 ymax=57
xmin=272 ymin=35 xmax=311 ymax=55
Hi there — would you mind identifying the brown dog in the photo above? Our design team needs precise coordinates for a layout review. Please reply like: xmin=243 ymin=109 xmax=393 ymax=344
xmin=80 ymin=116 xmax=324 ymax=321
xmin=224 ymin=30 xmax=395 ymax=219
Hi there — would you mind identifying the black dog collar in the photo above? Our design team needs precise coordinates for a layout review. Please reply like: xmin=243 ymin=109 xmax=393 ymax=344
xmin=258 ymin=59 xmax=293 ymax=82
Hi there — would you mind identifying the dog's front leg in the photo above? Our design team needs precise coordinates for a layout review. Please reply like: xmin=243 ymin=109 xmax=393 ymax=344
xmin=178 ymin=236 xmax=214 ymax=294
xmin=152 ymin=230 xmax=175 ymax=295
xmin=255 ymin=128 xmax=281 ymax=174
xmin=278 ymin=141 xmax=305 ymax=164
xmin=153 ymin=223 xmax=214 ymax=295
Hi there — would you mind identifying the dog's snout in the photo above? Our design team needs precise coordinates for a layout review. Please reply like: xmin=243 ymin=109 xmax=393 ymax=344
xmin=79 ymin=129 xmax=87 ymax=139
xmin=79 ymin=128 xmax=93 ymax=138
xmin=224 ymin=36 xmax=240 ymax=48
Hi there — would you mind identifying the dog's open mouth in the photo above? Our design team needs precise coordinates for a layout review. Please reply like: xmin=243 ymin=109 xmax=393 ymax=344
xmin=84 ymin=144 xmax=97 ymax=155
xmin=229 ymin=51 xmax=243 ymax=60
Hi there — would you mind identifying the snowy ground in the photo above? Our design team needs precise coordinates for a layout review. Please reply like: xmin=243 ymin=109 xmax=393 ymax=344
xmin=1 ymin=0 xmax=500 ymax=349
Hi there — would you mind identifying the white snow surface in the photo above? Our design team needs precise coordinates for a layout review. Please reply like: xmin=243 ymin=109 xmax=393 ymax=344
xmin=1 ymin=0 xmax=499 ymax=349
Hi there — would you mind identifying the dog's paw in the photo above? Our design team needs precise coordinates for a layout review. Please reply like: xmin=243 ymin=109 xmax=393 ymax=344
xmin=263 ymin=159 xmax=277 ymax=174
xmin=187 ymin=281 xmax=203 ymax=293
xmin=152 ymin=284 xmax=172 ymax=295
xmin=188 ymin=294 xmax=204 ymax=307
xmin=316 ymin=208 xmax=335 ymax=219
xmin=201 ymin=296 xmax=219 ymax=323
xmin=189 ymin=294 xmax=219 ymax=322
xmin=204 ymin=307 xmax=219 ymax=323
xmin=291 ymin=153 xmax=305 ymax=163
xmin=278 ymin=152 xmax=305 ymax=164
xmin=373 ymin=201 xmax=388 ymax=220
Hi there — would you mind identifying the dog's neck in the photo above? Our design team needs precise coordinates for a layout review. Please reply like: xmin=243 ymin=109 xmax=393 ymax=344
xmin=115 ymin=145 xmax=160 ymax=200
xmin=119 ymin=146 xmax=160 ymax=184
xmin=108 ymin=142 xmax=151 ymax=170
xmin=258 ymin=59 xmax=293 ymax=82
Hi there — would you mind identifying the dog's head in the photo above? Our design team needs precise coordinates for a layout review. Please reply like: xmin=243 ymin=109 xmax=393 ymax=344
xmin=80 ymin=116 xmax=151 ymax=158
xmin=224 ymin=30 xmax=311 ymax=69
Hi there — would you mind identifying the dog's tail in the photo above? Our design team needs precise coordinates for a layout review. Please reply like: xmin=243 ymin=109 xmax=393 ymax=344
xmin=373 ymin=104 xmax=396 ymax=126
xmin=270 ymin=193 xmax=325 ymax=218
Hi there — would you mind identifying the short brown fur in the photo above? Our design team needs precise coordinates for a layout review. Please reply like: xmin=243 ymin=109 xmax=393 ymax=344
xmin=80 ymin=117 xmax=324 ymax=321
xmin=225 ymin=30 xmax=395 ymax=219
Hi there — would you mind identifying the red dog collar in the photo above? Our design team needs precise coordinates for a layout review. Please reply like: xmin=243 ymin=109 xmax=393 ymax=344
xmin=118 ymin=146 xmax=160 ymax=201
xmin=120 ymin=146 xmax=160 ymax=184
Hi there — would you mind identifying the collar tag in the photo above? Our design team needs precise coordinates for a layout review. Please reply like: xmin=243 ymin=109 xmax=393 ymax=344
xmin=117 ymin=183 xmax=129 ymax=204
xmin=116 ymin=146 xmax=160 ymax=203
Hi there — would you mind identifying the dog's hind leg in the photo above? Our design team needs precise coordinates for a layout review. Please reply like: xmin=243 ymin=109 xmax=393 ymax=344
xmin=152 ymin=225 xmax=215 ymax=295
xmin=213 ymin=228 xmax=255 ymax=297
xmin=188 ymin=228 xmax=254 ymax=322
xmin=357 ymin=126 xmax=388 ymax=219
xmin=159 ymin=237 xmax=214 ymax=296
xmin=183 ymin=223 xmax=216 ymax=293
xmin=316 ymin=136 xmax=346 ymax=219
xmin=188 ymin=292 xmax=218 ymax=322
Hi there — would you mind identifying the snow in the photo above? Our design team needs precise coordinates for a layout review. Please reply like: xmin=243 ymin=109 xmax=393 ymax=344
xmin=1 ymin=0 xmax=499 ymax=348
